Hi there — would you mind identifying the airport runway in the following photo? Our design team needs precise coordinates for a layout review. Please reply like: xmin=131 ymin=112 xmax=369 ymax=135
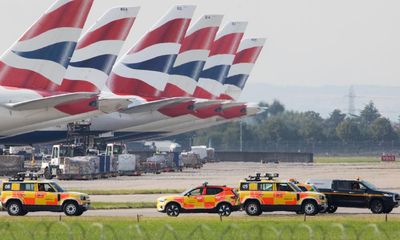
xmin=0 ymin=207 xmax=399 ymax=217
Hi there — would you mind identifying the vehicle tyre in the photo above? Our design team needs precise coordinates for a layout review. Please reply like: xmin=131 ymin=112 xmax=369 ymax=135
xmin=44 ymin=167 xmax=53 ymax=180
xmin=20 ymin=209 xmax=29 ymax=216
xmin=75 ymin=208 xmax=84 ymax=216
xmin=7 ymin=201 xmax=23 ymax=216
xmin=245 ymin=201 xmax=262 ymax=216
xmin=63 ymin=201 xmax=79 ymax=216
xmin=302 ymin=201 xmax=318 ymax=216
xmin=327 ymin=205 xmax=337 ymax=213
xmin=165 ymin=203 xmax=180 ymax=217
xmin=370 ymin=199 xmax=384 ymax=214
xmin=217 ymin=203 xmax=232 ymax=216
xmin=319 ymin=207 xmax=328 ymax=214
xmin=383 ymin=207 xmax=393 ymax=214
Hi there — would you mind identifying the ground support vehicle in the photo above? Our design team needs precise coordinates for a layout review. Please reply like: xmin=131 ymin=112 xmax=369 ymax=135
xmin=157 ymin=183 xmax=240 ymax=217
xmin=1 ymin=176 xmax=90 ymax=216
xmin=239 ymin=173 xmax=327 ymax=216
xmin=307 ymin=179 xmax=400 ymax=214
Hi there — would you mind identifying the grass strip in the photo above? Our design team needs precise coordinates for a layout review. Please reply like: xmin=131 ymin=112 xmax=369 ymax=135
xmin=90 ymin=201 xmax=156 ymax=210
xmin=314 ymin=156 xmax=381 ymax=163
xmin=69 ymin=189 xmax=184 ymax=195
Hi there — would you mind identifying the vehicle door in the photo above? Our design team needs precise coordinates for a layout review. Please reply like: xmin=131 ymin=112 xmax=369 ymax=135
xmin=275 ymin=183 xmax=298 ymax=210
xmin=347 ymin=181 xmax=368 ymax=207
xmin=332 ymin=181 xmax=353 ymax=207
xmin=183 ymin=187 xmax=204 ymax=209
xmin=19 ymin=183 xmax=36 ymax=205
xmin=203 ymin=187 xmax=223 ymax=209
xmin=257 ymin=182 xmax=274 ymax=205
xmin=36 ymin=183 xmax=59 ymax=207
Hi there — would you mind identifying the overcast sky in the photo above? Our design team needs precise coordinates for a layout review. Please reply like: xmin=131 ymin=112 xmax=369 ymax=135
xmin=1 ymin=0 xmax=400 ymax=87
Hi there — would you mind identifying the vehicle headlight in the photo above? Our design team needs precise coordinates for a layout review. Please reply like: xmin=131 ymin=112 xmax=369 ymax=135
xmin=383 ymin=194 xmax=393 ymax=197
xmin=158 ymin=198 xmax=166 ymax=203
xmin=80 ymin=195 xmax=87 ymax=201
xmin=319 ymin=195 xmax=325 ymax=200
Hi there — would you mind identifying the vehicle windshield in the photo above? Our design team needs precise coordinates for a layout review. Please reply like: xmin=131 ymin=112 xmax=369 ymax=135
xmin=361 ymin=180 xmax=377 ymax=190
xmin=50 ymin=182 xmax=65 ymax=192
xmin=180 ymin=188 xmax=193 ymax=196
xmin=288 ymin=182 xmax=302 ymax=192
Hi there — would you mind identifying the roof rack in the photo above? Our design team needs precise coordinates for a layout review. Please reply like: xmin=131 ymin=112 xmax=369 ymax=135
xmin=245 ymin=173 xmax=279 ymax=181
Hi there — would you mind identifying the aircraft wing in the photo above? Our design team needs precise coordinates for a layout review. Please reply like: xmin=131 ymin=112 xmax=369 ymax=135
xmin=193 ymin=100 xmax=225 ymax=110
xmin=221 ymin=102 xmax=246 ymax=110
xmin=4 ymin=92 xmax=97 ymax=111
xmin=120 ymin=97 xmax=194 ymax=114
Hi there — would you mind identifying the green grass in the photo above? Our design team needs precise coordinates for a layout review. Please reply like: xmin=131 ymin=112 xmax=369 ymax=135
xmin=0 ymin=216 xmax=399 ymax=240
xmin=68 ymin=189 xmax=184 ymax=195
xmin=90 ymin=201 xmax=156 ymax=210
xmin=315 ymin=156 xmax=382 ymax=164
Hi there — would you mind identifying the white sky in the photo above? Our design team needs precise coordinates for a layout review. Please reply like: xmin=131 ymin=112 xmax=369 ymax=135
xmin=0 ymin=0 xmax=400 ymax=87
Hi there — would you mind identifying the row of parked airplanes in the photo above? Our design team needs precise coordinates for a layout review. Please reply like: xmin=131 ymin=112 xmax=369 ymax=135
xmin=0 ymin=0 xmax=265 ymax=145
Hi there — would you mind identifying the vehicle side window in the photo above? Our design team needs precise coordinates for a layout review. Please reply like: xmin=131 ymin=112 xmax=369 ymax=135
xmin=258 ymin=183 xmax=273 ymax=191
xmin=3 ymin=183 xmax=11 ymax=191
xmin=205 ymin=188 xmax=223 ymax=195
xmin=20 ymin=183 xmax=34 ymax=191
xmin=187 ymin=188 xmax=203 ymax=196
xmin=38 ymin=183 xmax=56 ymax=192
xmin=336 ymin=181 xmax=352 ymax=190
xmin=298 ymin=186 xmax=307 ymax=192
xmin=240 ymin=183 xmax=250 ymax=191
xmin=277 ymin=183 xmax=294 ymax=192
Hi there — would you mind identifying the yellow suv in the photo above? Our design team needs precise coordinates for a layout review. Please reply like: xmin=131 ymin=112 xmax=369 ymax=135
xmin=157 ymin=183 xmax=240 ymax=217
xmin=1 ymin=177 xmax=90 ymax=216
xmin=239 ymin=173 xmax=327 ymax=216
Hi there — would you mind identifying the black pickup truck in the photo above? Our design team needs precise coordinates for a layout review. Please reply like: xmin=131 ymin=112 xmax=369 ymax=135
xmin=307 ymin=179 xmax=400 ymax=214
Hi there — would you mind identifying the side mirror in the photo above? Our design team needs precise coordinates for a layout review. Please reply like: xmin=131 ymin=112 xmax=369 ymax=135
xmin=186 ymin=192 xmax=191 ymax=197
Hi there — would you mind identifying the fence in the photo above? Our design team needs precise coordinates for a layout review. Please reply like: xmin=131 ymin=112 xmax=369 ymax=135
xmin=0 ymin=221 xmax=398 ymax=240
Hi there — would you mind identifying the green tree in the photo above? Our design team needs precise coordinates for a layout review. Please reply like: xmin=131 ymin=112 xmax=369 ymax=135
xmin=297 ymin=111 xmax=325 ymax=142
xmin=324 ymin=109 xmax=346 ymax=140
xmin=359 ymin=101 xmax=381 ymax=126
xmin=268 ymin=100 xmax=285 ymax=116
xmin=336 ymin=118 xmax=361 ymax=143
xmin=369 ymin=117 xmax=397 ymax=141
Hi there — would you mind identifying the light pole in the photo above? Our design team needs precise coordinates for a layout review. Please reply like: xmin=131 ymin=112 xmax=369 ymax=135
xmin=240 ymin=120 xmax=243 ymax=152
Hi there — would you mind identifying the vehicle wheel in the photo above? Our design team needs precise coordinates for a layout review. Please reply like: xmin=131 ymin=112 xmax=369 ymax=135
xmin=44 ymin=168 xmax=53 ymax=180
xmin=20 ymin=209 xmax=29 ymax=216
xmin=165 ymin=203 xmax=180 ymax=217
xmin=7 ymin=201 xmax=23 ymax=216
xmin=245 ymin=201 xmax=262 ymax=216
xmin=302 ymin=201 xmax=318 ymax=216
xmin=63 ymin=201 xmax=79 ymax=216
xmin=383 ymin=207 xmax=393 ymax=214
xmin=217 ymin=203 xmax=232 ymax=216
xmin=327 ymin=205 xmax=337 ymax=213
xmin=319 ymin=207 xmax=328 ymax=214
xmin=75 ymin=208 xmax=84 ymax=216
xmin=370 ymin=199 xmax=384 ymax=214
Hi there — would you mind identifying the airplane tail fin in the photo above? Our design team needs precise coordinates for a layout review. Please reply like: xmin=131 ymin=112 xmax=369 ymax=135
xmin=163 ymin=14 xmax=223 ymax=97
xmin=107 ymin=5 xmax=196 ymax=98
xmin=220 ymin=38 xmax=266 ymax=100
xmin=57 ymin=6 xmax=140 ymax=93
xmin=0 ymin=0 xmax=93 ymax=91
xmin=193 ymin=21 xmax=247 ymax=99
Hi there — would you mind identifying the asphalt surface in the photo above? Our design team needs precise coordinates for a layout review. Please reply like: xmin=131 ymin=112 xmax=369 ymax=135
xmin=0 ymin=207 xmax=399 ymax=217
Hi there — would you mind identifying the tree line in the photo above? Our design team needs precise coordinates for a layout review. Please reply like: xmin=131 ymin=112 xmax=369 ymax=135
xmin=172 ymin=100 xmax=400 ymax=151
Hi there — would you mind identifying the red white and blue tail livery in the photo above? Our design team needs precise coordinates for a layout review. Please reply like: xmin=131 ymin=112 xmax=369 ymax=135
xmin=107 ymin=5 xmax=195 ymax=98
xmin=0 ymin=0 xmax=93 ymax=91
xmin=163 ymin=15 xmax=223 ymax=97
xmin=193 ymin=21 xmax=247 ymax=99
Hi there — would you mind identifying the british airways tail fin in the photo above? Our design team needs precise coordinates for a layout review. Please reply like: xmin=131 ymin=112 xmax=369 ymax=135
xmin=193 ymin=21 xmax=247 ymax=99
xmin=220 ymin=38 xmax=266 ymax=100
xmin=57 ymin=6 xmax=139 ymax=93
xmin=163 ymin=14 xmax=223 ymax=97
xmin=107 ymin=5 xmax=196 ymax=99
xmin=0 ymin=0 xmax=93 ymax=91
